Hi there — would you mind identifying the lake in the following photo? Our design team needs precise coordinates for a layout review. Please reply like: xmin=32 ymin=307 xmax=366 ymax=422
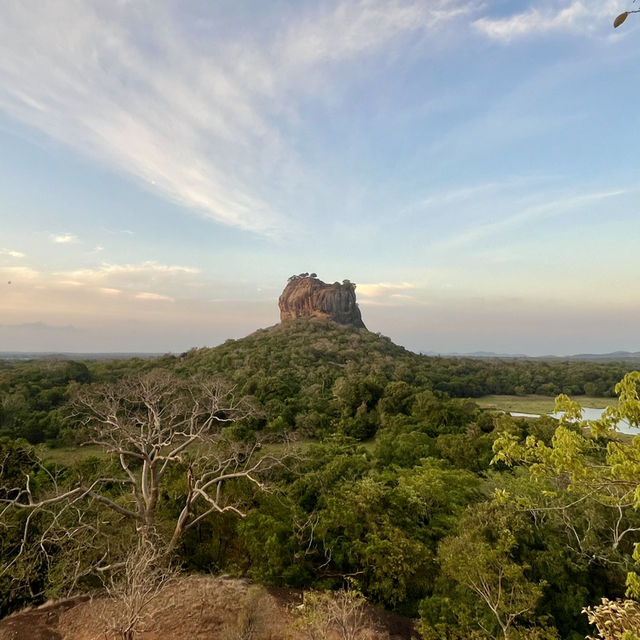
xmin=510 ymin=407 xmax=635 ymax=435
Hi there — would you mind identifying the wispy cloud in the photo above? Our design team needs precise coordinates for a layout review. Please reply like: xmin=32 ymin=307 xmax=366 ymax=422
xmin=400 ymin=176 xmax=550 ymax=219
xmin=437 ymin=188 xmax=627 ymax=250
xmin=51 ymin=233 xmax=79 ymax=244
xmin=474 ymin=1 xmax=625 ymax=42
xmin=282 ymin=0 xmax=474 ymax=65
xmin=0 ymin=1 xmax=471 ymax=235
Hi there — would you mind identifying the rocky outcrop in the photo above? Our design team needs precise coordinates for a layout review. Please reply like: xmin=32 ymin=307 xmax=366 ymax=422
xmin=279 ymin=274 xmax=366 ymax=329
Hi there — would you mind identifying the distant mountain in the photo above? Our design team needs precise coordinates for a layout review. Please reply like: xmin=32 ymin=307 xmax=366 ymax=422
xmin=421 ymin=350 xmax=529 ymax=358
xmin=420 ymin=350 xmax=640 ymax=362
xmin=0 ymin=351 xmax=166 ymax=361
xmin=549 ymin=351 xmax=640 ymax=362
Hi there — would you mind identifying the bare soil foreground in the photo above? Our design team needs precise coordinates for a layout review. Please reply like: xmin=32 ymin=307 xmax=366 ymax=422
xmin=0 ymin=576 xmax=415 ymax=640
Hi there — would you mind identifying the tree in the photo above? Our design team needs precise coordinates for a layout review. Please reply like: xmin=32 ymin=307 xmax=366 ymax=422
xmin=99 ymin=537 xmax=178 ymax=640
xmin=0 ymin=369 xmax=284 ymax=597
xmin=436 ymin=501 xmax=546 ymax=640
xmin=493 ymin=372 xmax=640 ymax=557
xmin=492 ymin=371 xmax=640 ymax=638
xmin=293 ymin=587 xmax=381 ymax=640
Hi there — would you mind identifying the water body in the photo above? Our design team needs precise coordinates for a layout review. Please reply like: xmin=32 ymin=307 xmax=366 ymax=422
xmin=510 ymin=407 xmax=635 ymax=435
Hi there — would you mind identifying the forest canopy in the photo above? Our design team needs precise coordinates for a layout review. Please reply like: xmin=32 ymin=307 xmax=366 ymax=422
xmin=1 ymin=319 xmax=640 ymax=639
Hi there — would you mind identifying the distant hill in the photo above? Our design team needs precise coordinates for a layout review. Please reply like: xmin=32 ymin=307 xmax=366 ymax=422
xmin=167 ymin=318 xmax=636 ymax=404
xmin=421 ymin=349 xmax=640 ymax=362
xmin=0 ymin=351 xmax=166 ymax=361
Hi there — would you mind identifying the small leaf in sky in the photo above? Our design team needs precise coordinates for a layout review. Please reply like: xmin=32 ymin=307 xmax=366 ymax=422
xmin=614 ymin=12 xmax=629 ymax=27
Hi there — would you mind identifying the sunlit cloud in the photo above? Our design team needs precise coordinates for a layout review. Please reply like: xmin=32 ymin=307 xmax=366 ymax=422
xmin=60 ymin=261 xmax=199 ymax=281
xmin=51 ymin=233 xmax=79 ymax=244
xmin=6 ymin=261 xmax=209 ymax=307
xmin=0 ymin=249 xmax=25 ymax=258
xmin=358 ymin=281 xmax=415 ymax=298
xmin=357 ymin=282 xmax=420 ymax=306
xmin=48 ymin=261 xmax=201 ymax=302
xmin=135 ymin=292 xmax=174 ymax=302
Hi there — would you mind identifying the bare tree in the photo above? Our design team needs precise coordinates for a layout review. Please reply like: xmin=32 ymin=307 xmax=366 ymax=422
xmin=293 ymin=588 xmax=384 ymax=640
xmin=99 ymin=537 xmax=178 ymax=640
xmin=0 ymin=369 xmax=285 ymax=590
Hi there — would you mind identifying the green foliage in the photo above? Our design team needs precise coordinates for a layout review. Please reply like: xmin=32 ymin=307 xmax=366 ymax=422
xmin=0 ymin=360 xmax=91 ymax=445
xmin=491 ymin=372 xmax=640 ymax=637
xmin=436 ymin=500 xmax=546 ymax=638
xmin=3 ymin=325 xmax=640 ymax=636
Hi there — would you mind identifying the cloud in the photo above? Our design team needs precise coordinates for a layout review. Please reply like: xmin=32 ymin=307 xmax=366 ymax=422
xmin=0 ymin=1 xmax=472 ymax=236
xmin=135 ymin=292 xmax=174 ymax=302
xmin=436 ymin=188 xmax=627 ymax=250
xmin=282 ymin=0 xmax=474 ymax=65
xmin=51 ymin=233 xmax=79 ymax=244
xmin=63 ymin=262 xmax=200 ymax=279
xmin=0 ymin=249 xmax=25 ymax=258
xmin=3 ymin=265 xmax=39 ymax=280
xmin=4 ymin=260 xmax=204 ymax=303
xmin=4 ymin=260 xmax=204 ymax=311
xmin=358 ymin=281 xmax=415 ymax=298
xmin=53 ymin=260 xmax=200 ymax=299
xmin=474 ymin=1 xmax=625 ymax=42
xmin=400 ymin=177 xmax=549 ymax=219
xmin=357 ymin=282 xmax=419 ymax=305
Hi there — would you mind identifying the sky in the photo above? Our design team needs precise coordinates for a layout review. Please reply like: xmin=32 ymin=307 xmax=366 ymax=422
xmin=1 ymin=0 xmax=639 ymax=356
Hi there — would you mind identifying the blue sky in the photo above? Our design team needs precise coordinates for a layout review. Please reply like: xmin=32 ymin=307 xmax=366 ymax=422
xmin=1 ymin=0 xmax=639 ymax=355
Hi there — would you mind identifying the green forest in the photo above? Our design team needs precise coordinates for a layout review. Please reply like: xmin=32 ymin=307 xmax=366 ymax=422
xmin=1 ymin=318 xmax=640 ymax=639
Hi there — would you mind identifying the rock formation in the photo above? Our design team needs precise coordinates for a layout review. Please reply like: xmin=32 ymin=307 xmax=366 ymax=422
xmin=279 ymin=274 xmax=366 ymax=329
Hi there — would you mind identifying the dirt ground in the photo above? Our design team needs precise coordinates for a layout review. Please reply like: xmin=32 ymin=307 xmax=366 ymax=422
xmin=0 ymin=576 xmax=416 ymax=640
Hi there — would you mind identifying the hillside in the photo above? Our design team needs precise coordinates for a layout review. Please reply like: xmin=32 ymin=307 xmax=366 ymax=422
xmin=0 ymin=576 xmax=413 ymax=640
xmin=172 ymin=319 xmax=635 ymax=400
xmin=2 ymin=318 xmax=635 ymax=447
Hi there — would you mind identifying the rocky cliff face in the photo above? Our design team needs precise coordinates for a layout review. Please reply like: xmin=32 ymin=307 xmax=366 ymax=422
xmin=279 ymin=274 xmax=366 ymax=329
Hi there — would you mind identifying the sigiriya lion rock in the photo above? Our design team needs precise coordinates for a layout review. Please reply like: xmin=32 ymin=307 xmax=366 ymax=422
xmin=278 ymin=273 xmax=366 ymax=329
